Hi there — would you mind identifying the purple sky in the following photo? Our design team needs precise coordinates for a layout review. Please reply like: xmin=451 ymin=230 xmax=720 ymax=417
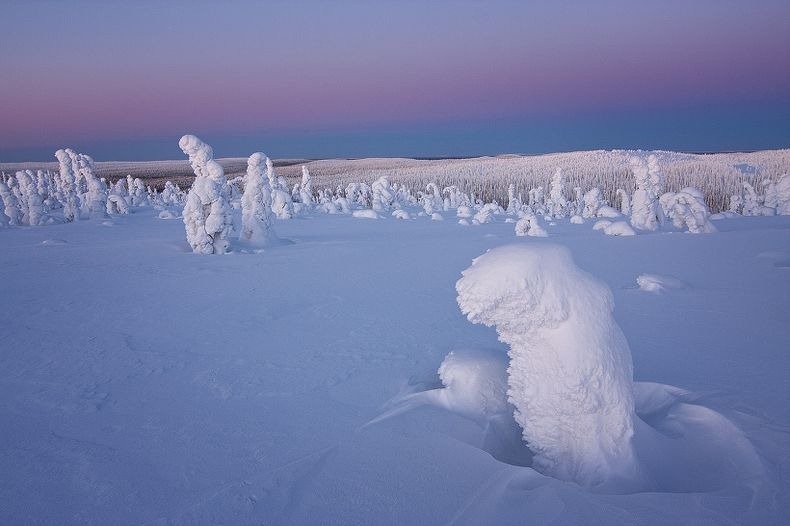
xmin=2 ymin=0 xmax=789 ymax=161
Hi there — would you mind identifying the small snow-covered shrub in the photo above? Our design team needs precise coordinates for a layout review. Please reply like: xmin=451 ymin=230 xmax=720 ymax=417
xmin=592 ymin=219 xmax=612 ymax=231
xmin=636 ymin=273 xmax=686 ymax=293
xmin=352 ymin=209 xmax=380 ymax=219
xmin=456 ymin=244 xmax=636 ymax=487
xmin=392 ymin=209 xmax=411 ymax=220
xmin=106 ymin=193 xmax=130 ymax=215
xmin=570 ymin=214 xmax=584 ymax=224
xmin=603 ymin=221 xmax=636 ymax=236
xmin=514 ymin=214 xmax=548 ymax=237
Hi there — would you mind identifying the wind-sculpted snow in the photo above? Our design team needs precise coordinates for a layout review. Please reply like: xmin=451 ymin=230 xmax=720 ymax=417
xmin=456 ymin=245 xmax=637 ymax=487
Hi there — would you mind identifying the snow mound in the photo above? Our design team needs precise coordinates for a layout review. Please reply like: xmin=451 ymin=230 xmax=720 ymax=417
xmin=392 ymin=209 xmax=411 ymax=220
xmin=592 ymin=219 xmax=612 ymax=231
xmin=158 ymin=210 xmax=177 ymax=220
xmin=570 ymin=214 xmax=584 ymax=224
xmin=430 ymin=212 xmax=444 ymax=221
xmin=604 ymin=221 xmax=636 ymax=236
xmin=636 ymin=273 xmax=687 ymax=293
xmin=456 ymin=244 xmax=636 ymax=487
xmin=40 ymin=238 xmax=68 ymax=246
xmin=432 ymin=348 xmax=511 ymax=422
xmin=352 ymin=210 xmax=380 ymax=219
xmin=596 ymin=205 xmax=620 ymax=218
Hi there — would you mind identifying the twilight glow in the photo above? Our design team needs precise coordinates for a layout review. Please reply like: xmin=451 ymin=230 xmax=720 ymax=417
xmin=2 ymin=0 xmax=789 ymax=161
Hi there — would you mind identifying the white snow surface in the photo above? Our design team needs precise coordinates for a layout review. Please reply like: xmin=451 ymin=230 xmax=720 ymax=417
xmin=1 ymin=209 xmax=789 ymax=525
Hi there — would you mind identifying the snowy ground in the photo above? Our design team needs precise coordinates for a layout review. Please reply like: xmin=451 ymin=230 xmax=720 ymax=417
xmin=1 ymin=210 xmax=789 ymax=524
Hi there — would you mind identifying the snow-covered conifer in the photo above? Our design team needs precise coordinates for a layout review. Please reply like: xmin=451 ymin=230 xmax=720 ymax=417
xmin=630 ymin=156 xmax=664 ymax=231
xmin=180 ymin=134 xmax=234 ymax=254
xmin=241 ymin=152 xmax=276 ymax=246
xmin=547 ymin=169 xmax=568 ymax=218
xmin=776 ymin=174 xmax=790 ymax=215
xmin=266 ymin=158 xmax=294 ymax=219
xmin=299 ymin=166 xmax=314 ymax=207
xmin=616 ymin=189 xmax=630 ymax=216
xmin=77 ymin=154 xmax=108 ymax=219
xmin=54 ymin=149 xmax=81 ymax=221
xmin=16 ymin=170 xmax=49 ymax=225
xmin=582 ymin=188 xmax=605 ymax=218
xmin=0 ymin=177 xmax=22 ymax=225
xmin=741 ymin=181 xmax=760 ymax=216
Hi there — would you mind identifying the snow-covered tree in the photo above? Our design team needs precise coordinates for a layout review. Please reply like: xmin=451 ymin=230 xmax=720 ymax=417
xmin=528 ymin=186 xmax=545 ymax=215
xmin=741 ymin=181 xmax=760 ymax=216
xmin=0 ymin=178 xmax=21 ymax=225
xmin=16 ymin=170 xmax=49 ymax=225
xmin=582 ymin=188 xmax=605 ymax=218
xmin=76 ymin=154 xmax=108 ymax=219
xmin=514 ymin=213 xmax=548 ymax=237
xmin=505 ymin=184 xmax=523 ymax=215
xmin=547 ymin=169 xmax=568 ymax=218
xmin=241 ymin=152 xmax=277 ymax=246
xmin=616 ymin=189 xmax=630 ymax=216
xmin=456 ymin=244 xmax=636 ymax=487
xmin=54 ymin=149 xmax=81 ymax=221
xmin=371 ymin=176 xmax=397 ymax=212
xmin=660 ymin=187 xmax=716 ymax=234
xmin=299 ymin=166 xmax=314 ymax=208
xmin=266 ymin=158 xmax=294 ymax=219
xmin=630 ymin=155 xmax=664 ymax=231
xmin=179 ymin=134 xmax=234 ymax=254
xmin=776 ymin=174 xmax=790 ymax=215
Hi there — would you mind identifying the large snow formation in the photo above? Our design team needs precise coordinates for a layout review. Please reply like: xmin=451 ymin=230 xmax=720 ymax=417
xmin=179 ymin=134 xmax=234 ymax=254
xmin=456 ymin=244 xmax=636 ymax=487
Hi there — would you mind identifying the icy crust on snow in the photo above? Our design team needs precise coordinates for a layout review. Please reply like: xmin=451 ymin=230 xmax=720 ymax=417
xmin=456 ymin=244 xmax=636 ymax=487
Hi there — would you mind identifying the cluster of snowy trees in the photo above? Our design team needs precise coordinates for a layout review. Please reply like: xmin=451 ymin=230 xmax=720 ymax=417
xmin=5 ymin=142 xmax=790 ymax=248
xmin=0 ymin=149 xmax=156 ymax=226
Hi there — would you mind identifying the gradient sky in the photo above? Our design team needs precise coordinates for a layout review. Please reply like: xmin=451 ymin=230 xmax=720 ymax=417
xmin=2 ymin=0 xmax=789 ymax=161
